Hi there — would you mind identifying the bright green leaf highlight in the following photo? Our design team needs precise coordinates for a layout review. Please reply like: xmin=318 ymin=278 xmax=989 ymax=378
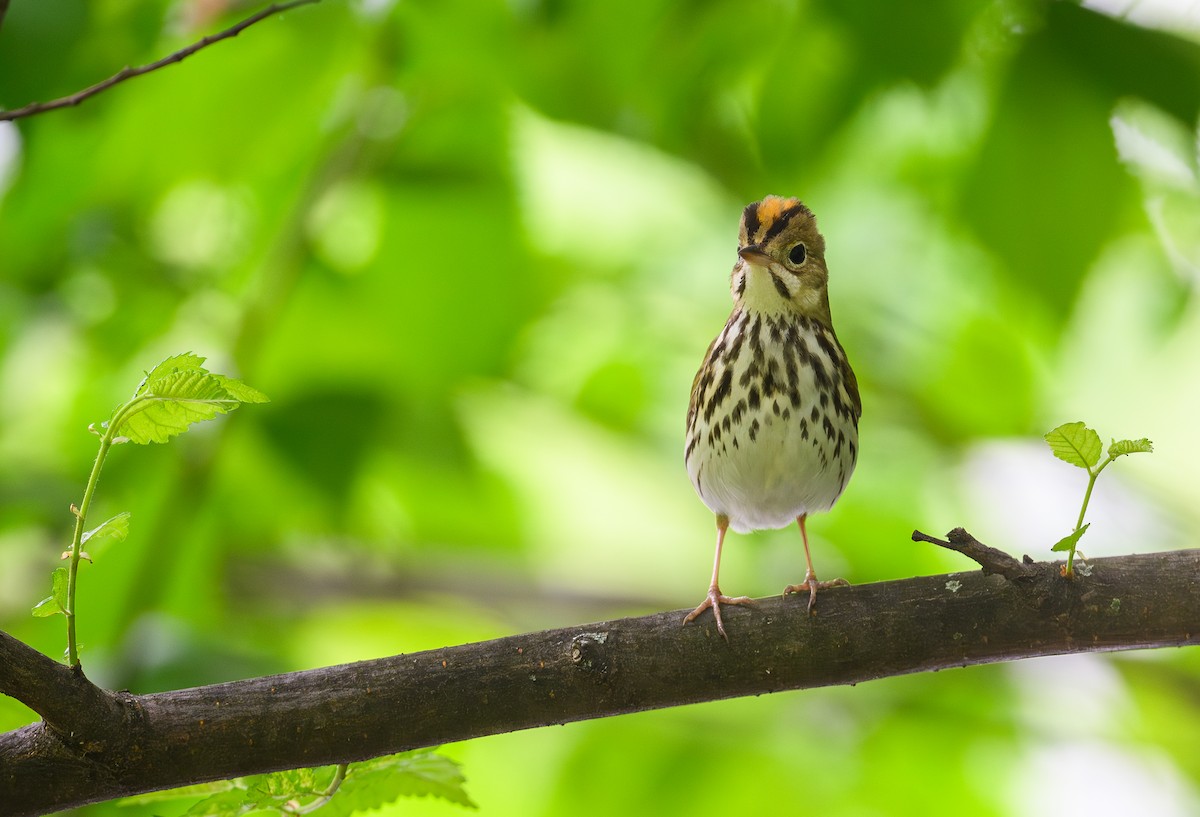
xmin=30 ymin=598 xmax=61 ymax=617
xmin=179 ymin=768 xmax=325 ymax=816
xmin=141 ymin=351 xmax=206 ymax=386
xmin=1109 ymin=438 xmax=1153 ymax=458
xmin=109 ymin=353 xmax=269 ymax=446
xmin=323 ymin=751 xmax=477 ymax=814
xmin=124 ymin=751 xmax=473 ymax=815
xmin=32 ymin=567 xmax=69 ymax=617
xmin=180 ymin=788 xmax=251 ymax=817
xmin=1051 ymin=522 xmax=1090 ymax=552
xmin=81 ymin=512 xmax=131 ymax=553
xmin=250 ymin=767 xmax=321 ymax=800
xmin=1044 ymin=422 xmax=1102 ymax=469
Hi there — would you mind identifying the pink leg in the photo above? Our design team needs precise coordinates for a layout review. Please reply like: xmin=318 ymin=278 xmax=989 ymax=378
xmin=783 ymin=514 xmax=848 ymax=613
xmin=683 ymin=514 xmax=754 ymax=640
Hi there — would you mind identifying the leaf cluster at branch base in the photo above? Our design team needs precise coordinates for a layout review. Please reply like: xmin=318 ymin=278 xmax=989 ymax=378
xmin=119 ymin=750 xmax=475 ymax=816
xmin=1043 ymin=420 xmax=1153 ymax=576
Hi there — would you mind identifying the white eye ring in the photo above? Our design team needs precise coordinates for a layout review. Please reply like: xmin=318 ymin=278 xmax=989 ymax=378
xmin=788 ymin=243 xmax=807 ymax=265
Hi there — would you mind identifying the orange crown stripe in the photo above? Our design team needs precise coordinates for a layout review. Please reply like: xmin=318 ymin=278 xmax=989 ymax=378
xmin=756 ymin=195 xmax=802 ymax=225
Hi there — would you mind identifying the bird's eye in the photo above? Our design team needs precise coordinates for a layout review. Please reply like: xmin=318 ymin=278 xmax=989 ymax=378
xmin=788 ymin=243 xmax=807 ymax=265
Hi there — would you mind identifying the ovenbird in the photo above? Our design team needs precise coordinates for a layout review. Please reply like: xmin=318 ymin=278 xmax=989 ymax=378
xmin=683 ymin=196 xmax=861 ymax=639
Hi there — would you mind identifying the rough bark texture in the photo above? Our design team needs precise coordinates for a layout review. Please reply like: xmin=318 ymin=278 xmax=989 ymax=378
xmin=2 ymin=543 xmax=1199 ymax=816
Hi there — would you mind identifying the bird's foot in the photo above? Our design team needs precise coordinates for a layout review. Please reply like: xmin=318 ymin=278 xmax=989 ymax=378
xmin=683 ymin=585 xmax=755 ymax=641
xmin=783 ymin=574 xmax=850 ymax=614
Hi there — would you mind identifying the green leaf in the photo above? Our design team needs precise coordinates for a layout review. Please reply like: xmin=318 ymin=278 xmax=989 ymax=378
xmin=1052 ymin=523 xmax=1090 ymax=552
xmin=321 ymin=752 xmax=477 ymax=815
xmin=126 ymin=755 xmax=472 ymax=816
xmin=245 ymin=768 xmax=322 ymax=801
xmin=31 ymin=597 xmax=61 ymax=617
xmin=1108 ymin=438 xmax=1153 ymax=458
xmin=212 ymin=374 xmax=270 ymax=405
xmin=80 ymin=512 xmax=131 ymax=557
xmin=109 ymin=353 xmax=268 ymax=445
xmin=175 ymin=768 xmax=332 ymax=816
xmin=133 ymin=352 xmax=209 ymax=397
xmin=32 ymin=567 xmax=69 ymax=617
xmin=180 ymin=788 xmax=257 ymax=817
xmin=1044 ymin=422 xmax=1102 ymax=469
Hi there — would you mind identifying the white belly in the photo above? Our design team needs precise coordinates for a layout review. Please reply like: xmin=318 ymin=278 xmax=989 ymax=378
xmin=693 ymin=410 xmax=853 ymax=532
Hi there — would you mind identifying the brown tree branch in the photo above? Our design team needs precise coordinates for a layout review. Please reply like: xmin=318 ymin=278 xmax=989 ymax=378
xmin=3 ymin=546 xmax=1199 ymax=816
xmin=0 ymin=0 xmax=322 ymax=123
xmin=0 ymin=630 xmax=125 ymax=737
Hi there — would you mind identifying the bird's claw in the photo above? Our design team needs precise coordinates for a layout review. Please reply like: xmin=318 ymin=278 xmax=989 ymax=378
xmin=783 ymin=575 xmax=849 ymax=613
xmin=683 ymin=586 xmax=755 ymax=640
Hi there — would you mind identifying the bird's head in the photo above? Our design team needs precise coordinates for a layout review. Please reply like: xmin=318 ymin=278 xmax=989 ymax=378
xmin=731 ymin=196 xmax=831 ymax=324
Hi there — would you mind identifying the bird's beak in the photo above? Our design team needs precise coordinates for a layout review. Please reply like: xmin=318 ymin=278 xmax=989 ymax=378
xmin=737 ymin=244 xmax=771 ymax=265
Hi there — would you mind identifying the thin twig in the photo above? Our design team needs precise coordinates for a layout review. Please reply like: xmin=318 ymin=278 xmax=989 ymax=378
xmin=912 ymin=527 xmax=1038 ymax=581
xmin=0 ymin=0 xmax=322 ymax=122
xmin=0 ymin=0 xmax=11 ymax=38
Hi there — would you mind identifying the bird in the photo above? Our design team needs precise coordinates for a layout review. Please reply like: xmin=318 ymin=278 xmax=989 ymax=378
xmin=683 ymin=195 xmax=861 ymax=639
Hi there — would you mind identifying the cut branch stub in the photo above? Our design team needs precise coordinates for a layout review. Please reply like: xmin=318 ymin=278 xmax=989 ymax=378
xmin=911 ymin=527 xmax=1038 ymax=581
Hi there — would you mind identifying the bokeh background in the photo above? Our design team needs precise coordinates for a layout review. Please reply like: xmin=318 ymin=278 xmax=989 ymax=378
xmin=3 ymin=0 xmax=1200 ymax=814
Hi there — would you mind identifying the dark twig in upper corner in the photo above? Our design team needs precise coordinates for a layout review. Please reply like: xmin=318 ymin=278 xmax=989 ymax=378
xmin=912 ymin=527 xmax=1038 ymax=581
xmin=0 ymin=0 xmax=11 ymax=39
xmin=0 ymin=0 xmax=323 ymax=122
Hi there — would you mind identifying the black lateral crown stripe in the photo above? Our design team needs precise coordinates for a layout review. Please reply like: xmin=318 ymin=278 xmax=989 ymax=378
xmin=762 ymin=203 xmax=808 ymax=242
xmin=741 ymin=202 xmax=761 ymax=243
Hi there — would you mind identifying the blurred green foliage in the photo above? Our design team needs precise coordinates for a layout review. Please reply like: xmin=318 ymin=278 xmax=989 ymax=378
xmin=2 ymin=0 xmax=1200 ymax=815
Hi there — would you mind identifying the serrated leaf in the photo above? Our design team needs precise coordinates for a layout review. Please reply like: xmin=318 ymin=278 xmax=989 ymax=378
xmin=180 ymin=788 xmax=257 ymax=817
xmin=1052 ymin=523 xmax=1090 ymax=552
xmin=1044 ymin=422 xmax=1102 ymax=469
xmin=119 ymin=375 xmax=237 ymax=444
xmin=181 ymin=769 xmax=334 ymax=816
xmin=32 ymin=567 xmax=69 ymax=617
xmin=110 ymin=357 xmax=268 ymax=445
xmin=1108 ymin=438 xmax=1153 ymax=458
xmin=212 ymin=374 xmax=269 ymax=405
xmin=133 ymin=353 xmax=208 ymax=398
xmin=245 ymin=768 xmax=322 ymax=800
xmin=133 ymin=755 xmax=471 ymax=816
xmin=318 ymin=752 xmax=477 ymax=815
